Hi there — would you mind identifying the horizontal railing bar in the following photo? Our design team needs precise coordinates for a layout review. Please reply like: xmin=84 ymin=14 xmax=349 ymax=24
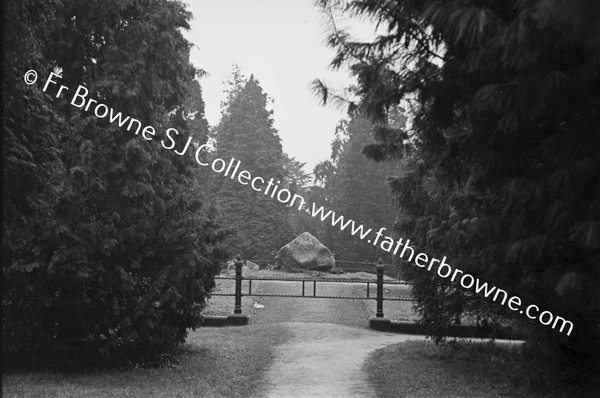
xmin=211 ymin=292 xmax=413 ymax=301
xmin=215 ymin=276 xmax=412 ymax=285
xmin=249 ymin=295 xmax=413 ymax=301
xmin=224 ymin=259 xmax=395 ymax=266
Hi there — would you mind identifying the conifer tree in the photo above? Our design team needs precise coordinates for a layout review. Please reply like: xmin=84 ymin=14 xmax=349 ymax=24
xmin=330 ymin=116 xmax=398 ymax=262
xmin=214 ymin=74 xmax=295 ymax=258
xmin=3 ymin=0 xmax=227 ymax=364
xmin=317 ymin=0 xmax=600 ymax=386
xmin=310 ymin=116 xmax=398 ymax=263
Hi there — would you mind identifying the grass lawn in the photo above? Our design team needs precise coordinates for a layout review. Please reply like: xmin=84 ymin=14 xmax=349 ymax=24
xmin=2 ymin=324 xmax=290 ymax=398
xmin=365 ymin=340 xmax=596 ymax=398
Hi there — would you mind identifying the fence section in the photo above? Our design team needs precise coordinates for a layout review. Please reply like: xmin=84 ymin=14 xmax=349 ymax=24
xmin=213 ymin=276 xmax=412 ymax=301
xmin=211 ymin=257 xmax=411 ymax=327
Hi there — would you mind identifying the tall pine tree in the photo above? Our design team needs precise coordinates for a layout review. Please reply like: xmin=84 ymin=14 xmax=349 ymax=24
xmin=214 ymin=74 xmax=295 ymax=259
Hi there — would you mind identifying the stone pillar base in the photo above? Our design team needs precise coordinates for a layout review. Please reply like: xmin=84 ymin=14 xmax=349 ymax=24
xmin=227 ymin=313 xmax=249 ymax=325
xmin=369 ymin=317 xmax=391 ymax=331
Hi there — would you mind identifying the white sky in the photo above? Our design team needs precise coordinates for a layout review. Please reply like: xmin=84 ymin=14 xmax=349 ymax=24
xmin=183 ymin=0 xmax=372 ymax=172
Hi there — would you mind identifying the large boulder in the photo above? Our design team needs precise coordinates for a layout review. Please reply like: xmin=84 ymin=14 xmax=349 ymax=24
xmin=275 ymin=232 xmax=335 ymax=271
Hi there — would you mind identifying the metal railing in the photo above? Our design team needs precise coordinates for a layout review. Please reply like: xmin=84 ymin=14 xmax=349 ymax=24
xmin=213 ymin=257 xmax=413 ymax=320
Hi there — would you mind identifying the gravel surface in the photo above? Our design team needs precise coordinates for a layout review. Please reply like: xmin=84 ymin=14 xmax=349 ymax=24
xmin=202 ymin=270 xmax=422 ymax=397
xmin=262 ymin=322 xmax=424 ymax=398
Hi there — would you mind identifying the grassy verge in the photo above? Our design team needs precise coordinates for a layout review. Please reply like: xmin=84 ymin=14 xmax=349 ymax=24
xmin=2 ymin=324 xmax=290 ymax=398
xmin=365 ymin=340 xmax=595 ymax=398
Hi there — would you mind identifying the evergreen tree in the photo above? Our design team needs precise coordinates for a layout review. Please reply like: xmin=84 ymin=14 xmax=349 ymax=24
xmin=3 ymin=0 xmax=227 ymax=365
xmin=317 ymin=0 xmax=600 ymax=386
xmin=293 ymin=122 xmax=346 ymax=250
xmin=330 ymin=115 xmax=398 ymax=262
xmin=309 ymin=116 xmax=398 ymax=263
xmin=214 ymin=74 xmax=295 ymax=258
xmin=282 ymin=153 xmax=312 ymax=195
xmin=282 ymin=154 xmax=315 ymax=236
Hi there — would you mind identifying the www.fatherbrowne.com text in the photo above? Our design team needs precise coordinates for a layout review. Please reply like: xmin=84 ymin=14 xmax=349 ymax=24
xmin=189 ymin=153 xmax=574 ymax=337
xmin=34 ymin=70 xmax=575 ymax=337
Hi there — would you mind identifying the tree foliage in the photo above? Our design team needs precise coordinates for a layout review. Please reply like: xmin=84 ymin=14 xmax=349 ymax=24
xmin=310 ymin=115 xmax=398 ymax=263
xmin=317 ymin=0 xmax=600 ymax=386
xmin=213 ymin=73 xmax=295 ymax=258
xmin=3 ymin=0 xmax=227 ymax=366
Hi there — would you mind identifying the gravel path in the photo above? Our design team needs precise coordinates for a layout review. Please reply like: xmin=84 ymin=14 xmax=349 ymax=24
xmin=204 ymin=272 xmax=422 ymax=397
xmin=262 ymin=322 xmax=422 ymax=398
xmin=234 ymin=279 xmax=424 ymax=397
